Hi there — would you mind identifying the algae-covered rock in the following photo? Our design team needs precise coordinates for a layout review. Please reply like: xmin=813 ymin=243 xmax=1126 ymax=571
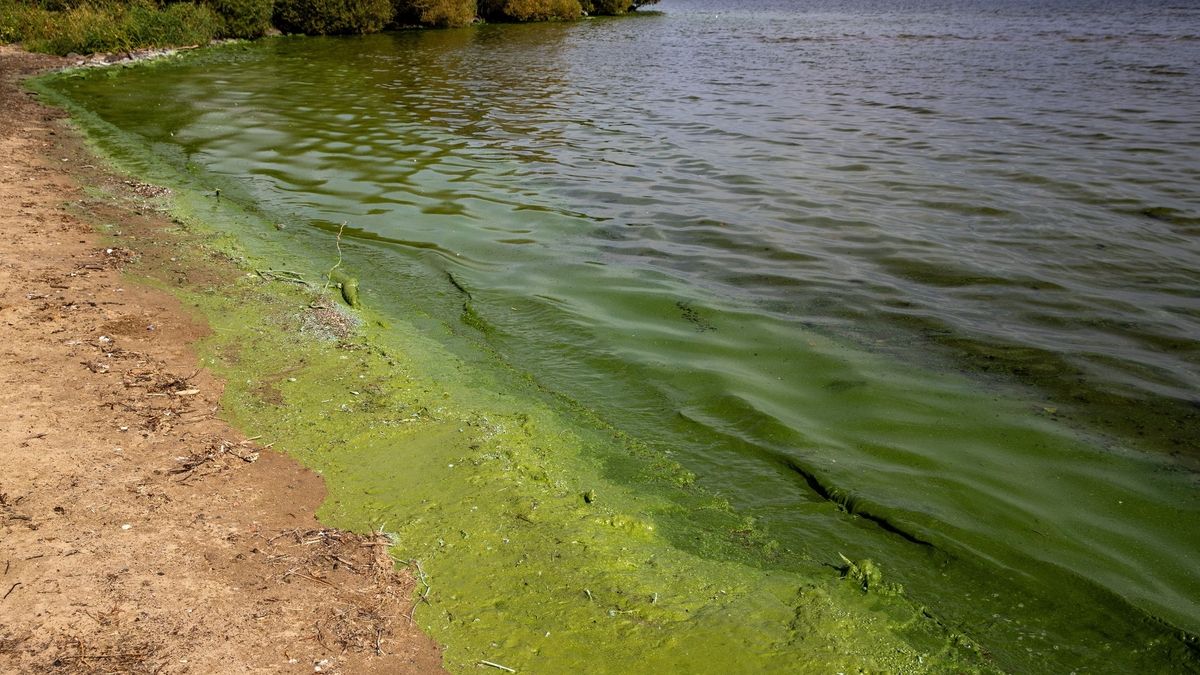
xmin=329 ymin=269 xmax=360 ymax=308
xmin=839 ymin=553 xmax=903 ymax=596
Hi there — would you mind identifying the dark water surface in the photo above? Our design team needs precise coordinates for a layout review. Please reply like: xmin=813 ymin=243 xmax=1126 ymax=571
xmin=49 ymin=0 xmax=1200 ymax=669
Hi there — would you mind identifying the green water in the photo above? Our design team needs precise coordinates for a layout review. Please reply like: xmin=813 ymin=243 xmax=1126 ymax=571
xmin=35 ymin=0 xmax=1200 ymax=670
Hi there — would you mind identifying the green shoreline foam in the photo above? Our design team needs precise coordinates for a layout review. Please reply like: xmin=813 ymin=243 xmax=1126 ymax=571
xmin=28 ymin=59 xmax=995 ymax=673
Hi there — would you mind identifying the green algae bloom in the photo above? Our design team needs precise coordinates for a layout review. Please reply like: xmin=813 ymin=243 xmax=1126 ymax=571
xmin=41 ymin=130 xmax=992 ymax=674
xmin=30 ymin=33 xmax=1200 ymax=672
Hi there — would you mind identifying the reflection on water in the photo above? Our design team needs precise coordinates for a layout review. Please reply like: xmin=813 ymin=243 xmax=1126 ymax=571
xmin=51 ymin=0 xmax=1200 ymax=668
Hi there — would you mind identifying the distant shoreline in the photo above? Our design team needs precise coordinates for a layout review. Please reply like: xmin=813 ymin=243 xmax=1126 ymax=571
xmin=0 ymin=0 xmax=660 ymax=57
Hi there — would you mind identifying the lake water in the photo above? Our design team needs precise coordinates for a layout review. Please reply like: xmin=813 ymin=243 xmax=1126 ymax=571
xmin=46 ymin=0 xmax=1200 ymax=670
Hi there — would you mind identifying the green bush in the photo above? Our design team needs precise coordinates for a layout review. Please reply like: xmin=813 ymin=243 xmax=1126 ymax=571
xmin=125 ymin=1 xmax=221 ymax=46
xmin=583 ymin=0 xmax=657 ymax=13
xmin=22 ymin=0 xmax=90 ymax=11
xmin=274 ymin=0 xmax=393 ymax=34
xmin=580 ymin=0 xmax=628 ymax=14
xmin=1 ymin=2 xmax=49 ymax=45
xmin=2 ymin=0 xmax=220 ymax=54
xmin=478 ymin=0 xmax=579 ymax=22
xmin=23 ymin=5 xmax=130 ymax=54
xmin=393 ymin=0 xmax=473 ymax=27
xmin=208 ymin=0 xmax=273 ymax=37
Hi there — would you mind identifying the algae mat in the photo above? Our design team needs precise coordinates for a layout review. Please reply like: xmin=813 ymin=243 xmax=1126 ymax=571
xmin=31 ymin=11 xmax=1200 ymax=670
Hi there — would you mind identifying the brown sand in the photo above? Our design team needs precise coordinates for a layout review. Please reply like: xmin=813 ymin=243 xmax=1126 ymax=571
xmin=0 ymin=45 xmax=445 ymax=674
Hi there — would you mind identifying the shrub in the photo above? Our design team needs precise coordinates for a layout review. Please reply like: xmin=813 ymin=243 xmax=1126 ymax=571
xmin=5 ymin=0 xmax=220 ymax=54
xmin=581 ymin=0 xmax=657 ymax=14
xmin=580 ymin=0 xmax=627 ymax=14
xmin=124 ymin=1 xmax=222 ymax=46
xmin=1 ymin=3 xmax=24 ymax=44
xmin=19 ymin=5 xmax=129 ymax=54
xmin=478 ymin=0 xmax=579 ymax=22
xmin=1 ymin=2 xmax=51 ymax=46
xmin=274 ymin=0 xmax=393 ymax=34
xmin=208 ymin=0 xmax=273 ymax=38
xmin=23 ymin=0 xmax=89 ymax=11
xmin=393 ymin=0 xmax=473 ymax=27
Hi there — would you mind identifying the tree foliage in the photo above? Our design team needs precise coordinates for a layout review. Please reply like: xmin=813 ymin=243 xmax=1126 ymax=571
xmin=477 ymin=0 xmax=579 ymax=22
xmin=393 ymin=0 xmax=474 ymax=28
xmin=208 ymin=0 xmax=274 ymax=38
xmin=581 ymin=0 xmax=656 ymax=14
xmin=273 ymin=0 xmax=393 ymax=34
xmin=580 ymin=0 xmax=624 ymax=14
xmin=1 ymin=0 xmax=661 ymax=54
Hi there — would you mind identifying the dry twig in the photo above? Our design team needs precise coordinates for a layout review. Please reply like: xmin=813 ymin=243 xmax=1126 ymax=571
xmin=323 ymin=221 xmax=347 ymax=293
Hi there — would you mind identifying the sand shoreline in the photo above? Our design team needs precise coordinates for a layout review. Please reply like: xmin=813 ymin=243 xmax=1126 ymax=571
xmin=0 ymin=45 xmax=444 ymax=673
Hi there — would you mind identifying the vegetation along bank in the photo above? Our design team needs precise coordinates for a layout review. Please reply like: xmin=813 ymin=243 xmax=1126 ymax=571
xmin=0 ymin=0 xmax=659 ymax=56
